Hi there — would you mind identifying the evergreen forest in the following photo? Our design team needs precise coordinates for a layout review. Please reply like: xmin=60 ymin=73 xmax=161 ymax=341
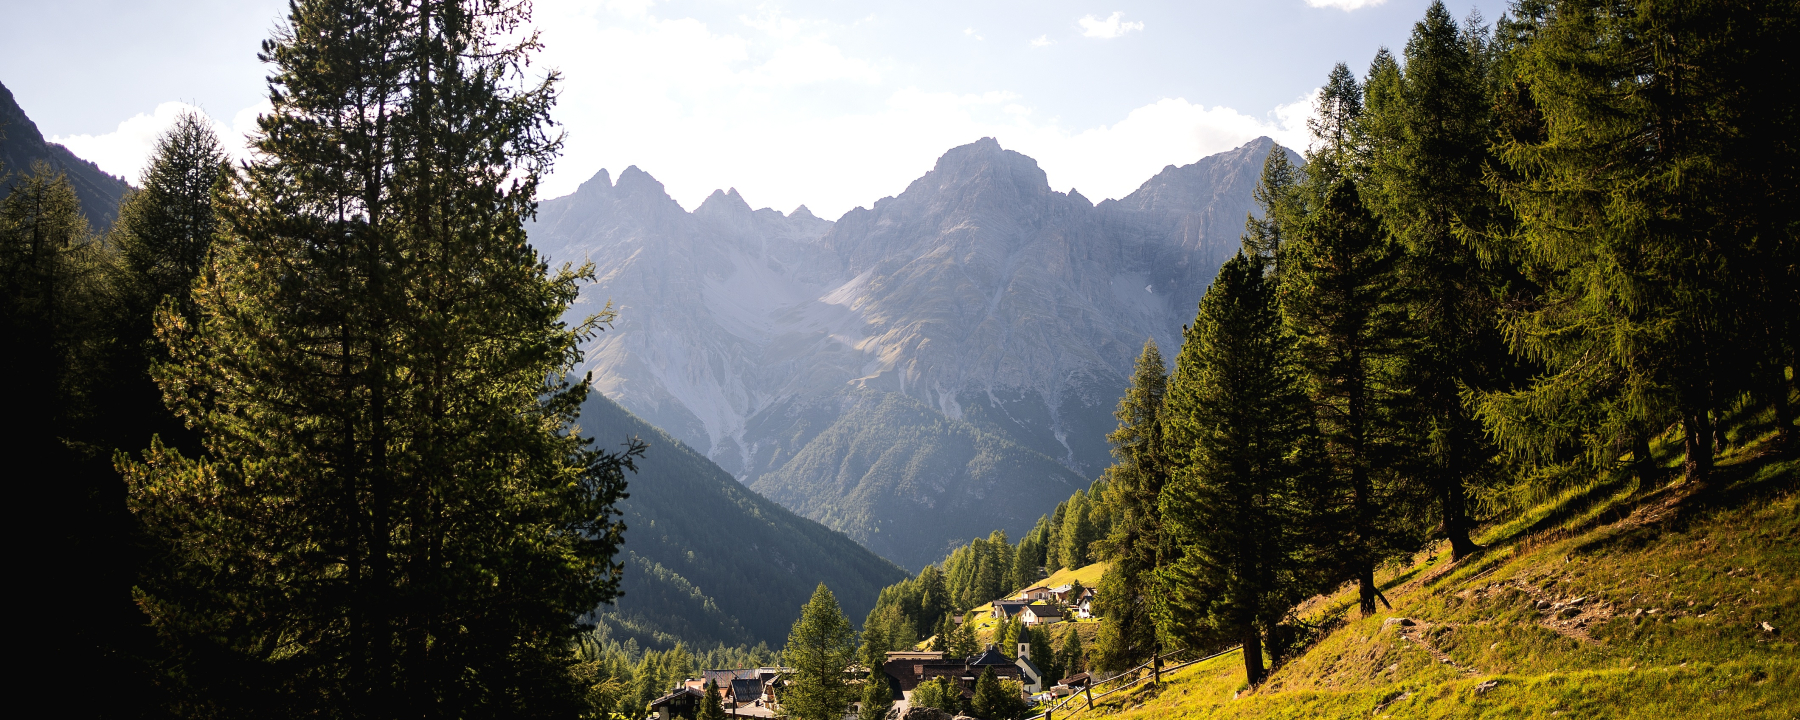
xmin=2 ymin=0 xmax=1795 ymax=718
xmin=861 ymin=0 xmax=1797 ymax=703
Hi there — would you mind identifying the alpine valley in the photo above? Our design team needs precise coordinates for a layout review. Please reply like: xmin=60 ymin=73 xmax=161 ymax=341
xmin=529 ymin=136 xmax=1300 ymax=571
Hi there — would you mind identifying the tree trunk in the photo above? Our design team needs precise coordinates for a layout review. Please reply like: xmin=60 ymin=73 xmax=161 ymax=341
xmin=1774 ymin=370 xmax=1795 ymax=451
xmin=1440 ymin=478 xmax=1479 ymax=561
xmin=1634 ymin=433 xmax=1655 ymax=481
xmin=1241 ymin=623 xmax=1266 ymax=687
xmin=1683 ymin=411 xmax=1713 ymax=484
xmin=1355 ymin=557 xmax=1378 ymax=616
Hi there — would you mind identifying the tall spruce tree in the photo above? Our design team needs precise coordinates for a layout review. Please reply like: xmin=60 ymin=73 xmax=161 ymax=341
xmin=1362 ymin=3 xmax=1510 ymax=560
xmin=1159 ymin=253 xmax=1317 ymax=686
xmin=1058 ymin=625 xmax=1084 ymax=680
xmin=1479 ymin=0 xmax=1799 ymax=481
xmin=1282 ymin=64 xmax=1417 ymax=616
xmin=1093 ymin=339 xmax=1169 ymax=672
xmin=781 ymin=584 xmax=856 ymax=720
xmin=119 ymin=1 xmax=636 ymax=716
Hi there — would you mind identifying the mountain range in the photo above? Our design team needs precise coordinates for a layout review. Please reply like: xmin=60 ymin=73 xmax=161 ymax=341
xmin=528 ymin=136 xmax=1298 ymax=570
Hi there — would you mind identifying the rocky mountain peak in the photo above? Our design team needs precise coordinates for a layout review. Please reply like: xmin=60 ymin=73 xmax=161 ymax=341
xmin=696 ymin=186 xmax=755 ymax=219
xmin=910 ymin=137 xmax=1052 ymax=203
xmin=572 ymin=168 xmax=613 ymax=198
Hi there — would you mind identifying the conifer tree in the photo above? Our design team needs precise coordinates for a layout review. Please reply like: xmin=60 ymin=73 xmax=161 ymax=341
xmin=782 ymin=583 xmax=857 ymax=720
xmin=1092 ymin=339 xmax=1169 ymax=671
xmin=0 ymin=161 xmax=140 ymax=716
xmin=1282 ymin=63 xmax=1417 ymax=616
xmin=1479 ymin=0 xmax=1799 ymax=481
xmin=698 ymin=680 xmax=727 ymax=720
xmin=1242 ymin=146 xmax=1303 ymax=273
xmin=96 ymin=111 xmax=232 ymax=458
xmin=1362 ymin=2 xmax=1510 ymax=559
xmin=119 ymin=1 xmax=637 ymax=715
xmin=1055 ymin=625 xmax=1084 ymax=680
xmin=999 ymin=616 xmax=1022 ymax=659
xmin=1044 ymin=501 xmax=1068 ymax=572
xmin=1027 ymin=626 xmax=1053 ymax=669
xmin=1159 ymin=254 xmax=1317 ymax=686
xmin=1058 ymin=491 xmax=1096 ymax=569
xmin=971 ymin=666 xmax=1025 ymax=720
xmin=946 ymin=614 xmax=980 ymax=659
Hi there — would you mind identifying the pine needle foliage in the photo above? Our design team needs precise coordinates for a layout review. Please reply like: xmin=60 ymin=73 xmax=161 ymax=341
xmin=118 ymin=1 xmax=638 ymax=716
xmin=1159 ymin=254 xmax=1320 ymax=686
xmin=1361 ymin=2 xmax=1514 ymax=559
xmin=1479 ymin=0 xmax=1800 ymax=483
xmin=1281 ymin=66 xmax=1420 ymax=616
xmin=1094 ymin=339 xmax=1170 ymax=671
xmin=780 ymin=583 xmax=857 ymax=720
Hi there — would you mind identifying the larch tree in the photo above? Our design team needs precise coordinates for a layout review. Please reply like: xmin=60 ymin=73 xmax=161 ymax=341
xmin=781 ymin=583 xmax=856 ymax=720
xmin=119 ymin=0 xmax=637 ymax=716
xmin=1479 ymin=0 xmax=1799 ymax=481
xmin=99 ymin=111 xmax=231 ymax=458
xmin=698 ymin=680 xmax=727 ymax=720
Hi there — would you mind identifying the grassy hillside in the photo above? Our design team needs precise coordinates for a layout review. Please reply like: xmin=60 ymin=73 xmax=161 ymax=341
xmin=1063 ymin=432 xmax=1797 ymax=719
xmin=578 ymin=392 xmax=909 ymax=649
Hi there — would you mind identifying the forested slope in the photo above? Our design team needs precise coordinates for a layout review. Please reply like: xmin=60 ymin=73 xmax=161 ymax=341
xmin=1064 ymin=429 xmax=1797 ymax=719
xmin=0 ymin=80 xmax=131 ymax=226
xmin=578 ymin=391 xmax=909 ymax=649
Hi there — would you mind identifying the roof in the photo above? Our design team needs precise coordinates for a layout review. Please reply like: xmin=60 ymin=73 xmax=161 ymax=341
xmin=648 ymin=686 xmax=703 ymax=708
xmin=966 ymin=646 xmax=1014 ymax=667
xmin=1021 ymin=585 xmax=1053 ymax=594
xmin=1060 ymin=672 xmax=1091 ymax=686
xmin=703 ymin=668 xmax=761 ymax=687
xmin=1024 ymin=603 xmax=1064 ymax=618
xmin=730 ymin=678 xmax=764 ymax=700
xmin=1049 ymin=584 xmax=1073 ymax=593
xmin=1015 ymin=657 xmax=1042 ymax=681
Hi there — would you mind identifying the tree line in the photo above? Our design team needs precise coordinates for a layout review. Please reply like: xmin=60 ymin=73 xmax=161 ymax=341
xmin=1116 ymin=0 xmax=1796 ymax=688
xmin=2 ymin=1 xmax=643 ymax=717
xmin=862 ymin=0 xmax=1798 ymax=691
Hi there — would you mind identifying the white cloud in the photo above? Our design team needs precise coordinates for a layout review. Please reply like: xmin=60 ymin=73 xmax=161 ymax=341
xmin=1078 ymin=12 xmax=1144 ymax=39
xmin=1304 ymin=0 xmax=1388 ymax=10
xmin=59 ymin=4 xmax=1314 ymax=222
xmin=1031 ymin=35 xmax=1052 ymax=47
xmin=519 ymin=1 xmax=1324 ymax=217
xmin=49 ymin=100 xmax=267 ymax=183
xmin=963 ymin=27 xmax=983 ymax=41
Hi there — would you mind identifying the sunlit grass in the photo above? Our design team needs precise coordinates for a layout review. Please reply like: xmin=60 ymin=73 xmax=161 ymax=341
xmin=1080 ymin=423 xmax=1796 ymax=719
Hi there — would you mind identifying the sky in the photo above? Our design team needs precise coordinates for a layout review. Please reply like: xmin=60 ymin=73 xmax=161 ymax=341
xmin=2 ymin=0 xmax=1501 ymax=219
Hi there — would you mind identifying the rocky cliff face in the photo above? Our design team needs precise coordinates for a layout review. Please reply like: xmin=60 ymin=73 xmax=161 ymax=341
xmin=529 ymin=136 xmax=1297 ymax=570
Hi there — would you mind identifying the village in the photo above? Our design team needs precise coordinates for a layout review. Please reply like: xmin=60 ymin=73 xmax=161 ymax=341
xmin=646 ymin=581 xmax=1103 ymax=720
